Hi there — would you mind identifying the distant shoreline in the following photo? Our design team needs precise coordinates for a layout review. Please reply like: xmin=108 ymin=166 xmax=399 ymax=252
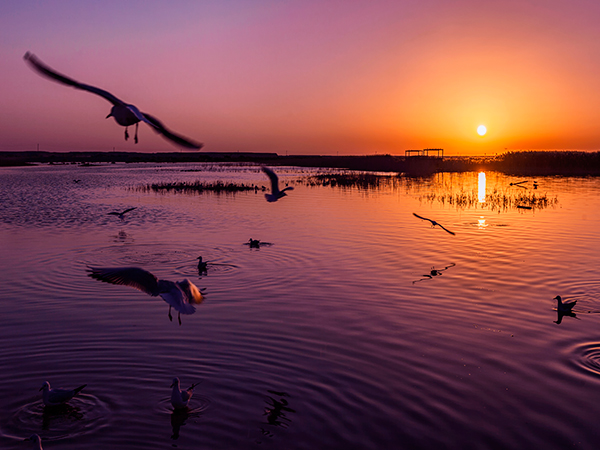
xmin=2 ymin=150 xmax=600 ymax=176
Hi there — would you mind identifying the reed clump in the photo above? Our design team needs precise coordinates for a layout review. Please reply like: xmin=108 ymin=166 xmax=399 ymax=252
xmin=420 ymin=188 xmax=558 ymax=212
xmin=137 ymin=180 xmax=257 ymax=195
xmin=304 ymin=172 xmax=401 ymax=189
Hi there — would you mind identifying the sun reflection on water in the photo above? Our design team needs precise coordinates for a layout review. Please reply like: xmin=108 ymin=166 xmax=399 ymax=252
xmin=478 ymin=172 xmax=486 ymax=203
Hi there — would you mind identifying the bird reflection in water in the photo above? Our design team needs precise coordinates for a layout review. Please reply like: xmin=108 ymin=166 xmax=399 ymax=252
xmin=41 ymin=403 xmax=84 ymax=430
xmin=262 ymin=390 xmax=295 ymax=430
xmin=413 ymin=263 xmax=456 ymax=284
xmin=170 ymin=407 xmax=202 ymax=440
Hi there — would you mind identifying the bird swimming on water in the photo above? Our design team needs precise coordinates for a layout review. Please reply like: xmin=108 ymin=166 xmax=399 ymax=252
xmin=87 ymin=266 xmax=203 ymax=325
xmin=554 ymin=295 xmax=576 ymax=312
xmin=261 ymin=166 xmax=294 ymax=202
xmin=39 ymin=381 xmax=86 ymax=407
xmin=108 ymin=207 xmax=137 ymax=220
xmin=413 ymin=213 xmax=455 ymax=235
xmin=23 ymin=52 xmax=203 ymax=149
xmin=170 ymin=377 xmax=200 ymax=409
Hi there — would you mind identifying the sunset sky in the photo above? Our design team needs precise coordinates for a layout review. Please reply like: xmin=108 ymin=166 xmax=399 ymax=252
xmin=2 ymin=0 xmax=600 ymax=155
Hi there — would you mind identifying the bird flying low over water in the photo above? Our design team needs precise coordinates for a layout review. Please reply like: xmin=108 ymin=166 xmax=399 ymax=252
xmin=87 ymin=266 xmax=203 ymax=325
xmin=170 ymin=377 xmax=200 ymax=409
xmin=39 ymin=381 xmax=86 ymax=407
xmin=23 ymin=52 xmax=203 ymax=149
xmin=412 ymin=213 xmax=456 ymax=235
xmin=261 ymin=166 xmax=294 ymax=202
xmin=108 ymin=207 xmax=137 ymax=220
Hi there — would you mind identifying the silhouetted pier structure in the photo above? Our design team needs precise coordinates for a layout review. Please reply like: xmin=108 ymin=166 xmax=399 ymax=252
xmin=405 ymin=148 xmax=444 ymax=158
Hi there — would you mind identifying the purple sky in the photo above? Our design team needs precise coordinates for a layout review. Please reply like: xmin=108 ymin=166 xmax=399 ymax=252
xmin=2 ymin=1 xmax=600 ymax=155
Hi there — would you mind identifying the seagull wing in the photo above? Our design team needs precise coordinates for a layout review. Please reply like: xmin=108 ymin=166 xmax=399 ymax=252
xmin=24 ymin=52 xmax=125 ymax=107
xmin=120 ymin=207 xmax=136 ymax=215
xmin=261 ymin=166 xmax=280 ymax=195
xmin=413 ymin=213 xmax=433 ymax=224
xmin=87 ymin=267 xmax=160 ymax=296
xmin=141 ymin=112 xmax=203 ymax=150
xmin=436 ymin=223 xmax=456 ymax=235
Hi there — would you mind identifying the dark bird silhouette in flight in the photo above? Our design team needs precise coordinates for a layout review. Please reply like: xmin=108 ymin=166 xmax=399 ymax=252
xmin=412 ymin=213 xmax=455 ymax=235
xmin=24 ymin=52 xmax=202 ymax=149
xmin=108 ymin=207 xmax=136 ymax=220
xmin=261 ymin=166 xmax=294 ymax=202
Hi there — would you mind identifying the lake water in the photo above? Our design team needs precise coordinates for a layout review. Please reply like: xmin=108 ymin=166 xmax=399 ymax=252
xmin=1 ymin=163 xmax=600 ymax=449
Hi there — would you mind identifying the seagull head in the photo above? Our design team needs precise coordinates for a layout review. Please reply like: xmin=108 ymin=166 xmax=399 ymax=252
xmin=39 ymin=381 xmax=50 ymax=392
xmin=24 ymin=434 xmax=42 ymax=444
xmin=170 ymin=377 xmax=180 ymax=388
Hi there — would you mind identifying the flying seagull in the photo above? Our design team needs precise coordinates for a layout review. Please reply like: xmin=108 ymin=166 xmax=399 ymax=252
xmin=23 ymin=52 xmax=202 ymax=149
xmin=261 ymin=166 xmax=294 ymax=202
xmin=412 ymin=213 xmax=455 ymax=235
xmin=170 ymin=377 xmax=200 ymax=409
xmin=87 ymin=266 xmax=203 ymax=325
xmin=108 ymin=207 xmax=137 ymax=220
xmin=24 ymin=434 xmax=43 ymax=450
xmin=39 ymin=381 xmax=86 ymax=407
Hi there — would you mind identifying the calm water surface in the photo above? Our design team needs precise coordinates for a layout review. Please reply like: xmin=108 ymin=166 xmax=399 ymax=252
xmin=1 ymin=163 xmax=600 ymax=449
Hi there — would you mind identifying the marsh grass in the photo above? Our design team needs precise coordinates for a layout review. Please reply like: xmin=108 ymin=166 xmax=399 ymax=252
xmin=137 ymin=180 xmax=257 ymax=195
xmin=303 ymin=172 xmax=402 ymax=189
xmin=420 ymin=188 xmax=558 ymax=212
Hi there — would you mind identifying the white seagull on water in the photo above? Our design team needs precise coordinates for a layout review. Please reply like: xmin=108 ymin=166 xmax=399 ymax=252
xmin=261 ymin=166 xmax=294 ymax=202
xmin=39 ymin=381 xmax=86 ymax=407
xmin=87 ymin=266 xmax=203 ymax=325
xmin=23 ymin=52 xmax=202 ymax=149
xmin=170 ymin=377 xmax=200 ymax=409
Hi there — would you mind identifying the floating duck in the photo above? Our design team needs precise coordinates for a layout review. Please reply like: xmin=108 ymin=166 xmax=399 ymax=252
xmin=170 ymin=377 xmax=200 ymax=409
xmin=39 ymin=381 xmax=86 ymax=407
xmin=554 ymin=295 xmax=576 ymax=312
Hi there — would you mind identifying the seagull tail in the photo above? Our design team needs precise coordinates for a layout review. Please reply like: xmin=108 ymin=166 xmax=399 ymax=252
xmin=73 ymin=384 xmax=87 ymax=395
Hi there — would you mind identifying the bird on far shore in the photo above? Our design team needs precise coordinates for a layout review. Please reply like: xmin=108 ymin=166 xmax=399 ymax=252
xmin=108 ymin=207 xmax=136 ymax=220
xmin=23 ymin=52 xmax=202 ymax=149
xmin=413 ymin=213 xmax=455 ymax=235
xmin=261 ymin=166 xmax=294 ymax=202
xmin=24 ymin=434 xmax=43 ymax=450
xmin=39 ymin=381 xmax=86 ymax=407
xmin=170 ymin=377 xmax=200 ymax=409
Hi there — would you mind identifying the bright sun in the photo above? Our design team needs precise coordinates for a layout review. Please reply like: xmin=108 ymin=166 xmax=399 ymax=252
xmin=477 ymin=125 xmax=487 ymax=136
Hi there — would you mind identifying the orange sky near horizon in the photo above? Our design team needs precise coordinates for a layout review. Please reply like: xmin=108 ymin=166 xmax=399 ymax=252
xmin=2 ymin=1 xmax=600 ymax=156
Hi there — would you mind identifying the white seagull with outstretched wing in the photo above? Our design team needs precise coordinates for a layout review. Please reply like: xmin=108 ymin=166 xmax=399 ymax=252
xmin=87 ymin=266 xmax=203 ymax=325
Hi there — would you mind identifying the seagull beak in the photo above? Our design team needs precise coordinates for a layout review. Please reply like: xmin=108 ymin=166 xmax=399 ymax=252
xmin=106 ymin=112 xmax=112 ymax=119
xmin=39 ymin=386 xmax=44 ymax=391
